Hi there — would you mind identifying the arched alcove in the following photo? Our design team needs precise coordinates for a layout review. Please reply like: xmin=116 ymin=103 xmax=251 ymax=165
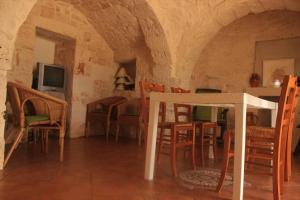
xmin=171 ymin=0 xmax=300 ymax=87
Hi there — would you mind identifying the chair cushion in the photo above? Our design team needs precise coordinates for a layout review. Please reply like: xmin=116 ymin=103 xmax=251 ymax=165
xmin=25 ymin=114 xmax=50 ymax=125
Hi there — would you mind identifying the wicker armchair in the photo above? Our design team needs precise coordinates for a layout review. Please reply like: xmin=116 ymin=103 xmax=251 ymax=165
xmin=4 ymin=81 xmax=68 ymax=167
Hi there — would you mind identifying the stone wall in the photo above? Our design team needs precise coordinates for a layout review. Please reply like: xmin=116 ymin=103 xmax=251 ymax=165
xmin=7 ymin=0 xmax=115 ymax=138
xmin=0 ymin=0 xmax=38 ymax=169
xmin=147 ymin=0 xmax=300 ymax=87
xmin=191 ymin=11 xmax=300 ymax=92
xmin=0 ymin=71 xmax=7 ymax=168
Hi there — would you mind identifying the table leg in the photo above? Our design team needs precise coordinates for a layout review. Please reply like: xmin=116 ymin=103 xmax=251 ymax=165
xmin=144 ymin=99 xmax=160 ymax=180
xmin=271 ymin=107 xmax=278 ymax=168
xmin=271 ymin=108 xmax=277 ymax=128
xmin=233 ymin=103 xmax=247 ymax=200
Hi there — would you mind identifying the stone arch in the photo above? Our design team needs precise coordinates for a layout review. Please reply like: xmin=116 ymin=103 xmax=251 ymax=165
xmin=0 ymin=0 xmax=38 ymax=168
xmin=0 ymin=0 xmax=38 ymax=71
xmin=56 ymin=0 xmax=173 ymax=83
xmin=0 ymin=0 xmax=173 ymax=167
xmin=173 ymin=0 xmax=300 ymax=87
xmin=0 ymin=0 xmax=173 ymax=80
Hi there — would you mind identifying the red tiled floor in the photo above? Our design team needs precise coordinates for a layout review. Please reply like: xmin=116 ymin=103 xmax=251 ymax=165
xmin=1 ymin=136 xmax=300 ymax=199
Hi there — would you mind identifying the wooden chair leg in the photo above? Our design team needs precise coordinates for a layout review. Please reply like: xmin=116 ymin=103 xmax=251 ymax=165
xmin=245 ymin=140 xmax=249 ymax=169
xmin=183 ymin=131 xmax=190 ymax=159
xmin=216 ymin=131 xmax=231 ymax=192
xmin=34 ymin=129 xmax=39 ymax=144
xmin=171 ymin=126 xmax=178 ymax=177
xmin=143 ymin=124 xmax=148 ymax=149
xmin=135 ymin=126 xmax=138 ymax=142
xmin=280 ymin=165 xmax=284 ymax=195
xmin=44 ymin=130 xmax=49 ymax=154
xmin=115 ymin=124 xmax=120 ymax=143
xmin=273 ymin=165 xmax=281 ymax=200
xmin=106 ymin=120 xmax=110 ymax=142
xmin=85 ymin=121 xmax=90 ymax=138
xmin=138 ymin=127 xmax=142 ymax=146
xmin=3 ymin=128 xmax=25 ymax=168
xmin=216 ymin=154 xmax=230 ymax=192
xmin=199 ymin=126 xmax=205 ymax=166
xmin=41 ymin=130 xmax=45 ymax=153
xmin=245 ymin=137 xmax=253 ymax=169
xmin=17 ymin=127 xmax=28 ymax=149
xmin=213 ymin=125 xmax=217 ymax=159
xmin=191 ymin=126 xmax=196 ymax=170
xmin=59 ymin=128 xmax=65 ymax=162
xmin=156 ymin=128 xmax=164 ymax=166
xmin=285 ymin=134 xmax=292 ymax=182
xmin=136 ymin=126 xmax=140 ymax=146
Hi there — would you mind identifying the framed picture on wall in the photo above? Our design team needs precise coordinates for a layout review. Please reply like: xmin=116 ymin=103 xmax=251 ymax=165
xmin=262 ymin=58 xmax=295 ymax=87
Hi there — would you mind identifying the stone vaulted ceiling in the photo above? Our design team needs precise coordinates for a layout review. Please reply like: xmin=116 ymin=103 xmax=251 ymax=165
xmin=58 ymin=0 xmax=173 ymax=78
xmin=1 ymin=0 xmax=300 ymax=85
xmin=59 ymin=0 xmax=144 ymax=61
xmin=167 ymin=0 xmax=300 ymax=86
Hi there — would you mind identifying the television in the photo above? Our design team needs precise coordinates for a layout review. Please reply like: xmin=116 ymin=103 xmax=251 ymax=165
xmin=37 ymin=63 xmax=66 ymax=92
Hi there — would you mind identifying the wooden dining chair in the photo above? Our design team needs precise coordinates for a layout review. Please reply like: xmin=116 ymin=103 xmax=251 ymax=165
xmin=139 ymin=80 xmax=196 ymax=176
xmin=285 ymin=85 xmax=300 ymax=181
xmin=4 ymin=82 xmax=67 ymax=167
xmin=139 ymin=80 xmax=166 ymax=144
xmin=246 ymin=112 xmax=259 ymax=126
xmin=171 ymin=87 xmax=218 ymax=166
xmin=216 ymin=75 xmax=299 ymax=200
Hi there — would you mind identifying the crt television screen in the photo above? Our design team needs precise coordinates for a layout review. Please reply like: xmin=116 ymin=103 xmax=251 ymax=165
xmin=43 ymin=65 xmax=65 ymax=88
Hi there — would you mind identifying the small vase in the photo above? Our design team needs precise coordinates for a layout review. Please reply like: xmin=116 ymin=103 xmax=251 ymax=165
xmin=249 ymin=73 xmax=260 ymax=87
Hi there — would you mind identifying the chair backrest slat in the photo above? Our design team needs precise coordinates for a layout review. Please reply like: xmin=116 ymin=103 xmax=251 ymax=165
xmin=171 ymin=87 xmax=192 ymax=123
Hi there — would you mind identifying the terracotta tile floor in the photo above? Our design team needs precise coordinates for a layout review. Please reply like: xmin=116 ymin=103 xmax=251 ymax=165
xmin=1 ymin=136 xmax=300 ymax=200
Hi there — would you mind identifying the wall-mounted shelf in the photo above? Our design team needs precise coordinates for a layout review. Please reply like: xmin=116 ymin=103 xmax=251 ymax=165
xmin=244 ymin=87 xmax=281 ymax=97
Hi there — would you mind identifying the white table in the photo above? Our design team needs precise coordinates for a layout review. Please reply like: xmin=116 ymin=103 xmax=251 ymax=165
xmin=144 ymin=92 xmax=278 ymax=200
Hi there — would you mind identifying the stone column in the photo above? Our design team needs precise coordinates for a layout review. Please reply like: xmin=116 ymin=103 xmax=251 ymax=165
xmin=0 ymin=70 xmax=7 ymax=169
xmin=0 ymin=0 xmax=38 ymax=169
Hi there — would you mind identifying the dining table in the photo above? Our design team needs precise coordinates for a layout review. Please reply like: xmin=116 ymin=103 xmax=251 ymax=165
xmin=144 ymin=92 xmax=278 ymax=200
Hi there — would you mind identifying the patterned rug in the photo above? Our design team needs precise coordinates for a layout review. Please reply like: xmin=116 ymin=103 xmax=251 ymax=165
xmin=178 ymin=168 xmax=251 ymax=190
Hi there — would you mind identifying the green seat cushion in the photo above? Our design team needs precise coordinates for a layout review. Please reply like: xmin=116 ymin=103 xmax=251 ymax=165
xmin=193 ymin=107 xmax=226 ymax=121
xmin=25 ymin=114 xmax=49 ymax=125
xmin=194 ymin=106 xmax=211 ymax=121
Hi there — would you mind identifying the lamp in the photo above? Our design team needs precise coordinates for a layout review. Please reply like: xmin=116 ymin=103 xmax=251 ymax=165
xmin=116 ymin=77 xmax=127 ymax=84
xmin=116 ymin=67 xmax=127 ymax=77
xmin=115 ymin=67 xmax=134 ymax=90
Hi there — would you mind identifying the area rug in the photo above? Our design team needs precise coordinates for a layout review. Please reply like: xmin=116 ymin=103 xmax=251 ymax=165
xmin=178 ymin=168 xmax=251 ymax=190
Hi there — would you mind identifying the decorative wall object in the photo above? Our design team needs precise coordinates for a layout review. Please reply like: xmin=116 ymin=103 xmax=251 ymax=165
xmin=114 ymin=59 xmax=136 ymax=91
xmin=249 ymin=73 xmax=261 ymax=87
xmin=114 ymin=67 xmax=134 ymax=90
xmin=75 ymin=62 xmax=85 ymax=75
xmin=262 ymin=58 xmax=295 ymax=87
